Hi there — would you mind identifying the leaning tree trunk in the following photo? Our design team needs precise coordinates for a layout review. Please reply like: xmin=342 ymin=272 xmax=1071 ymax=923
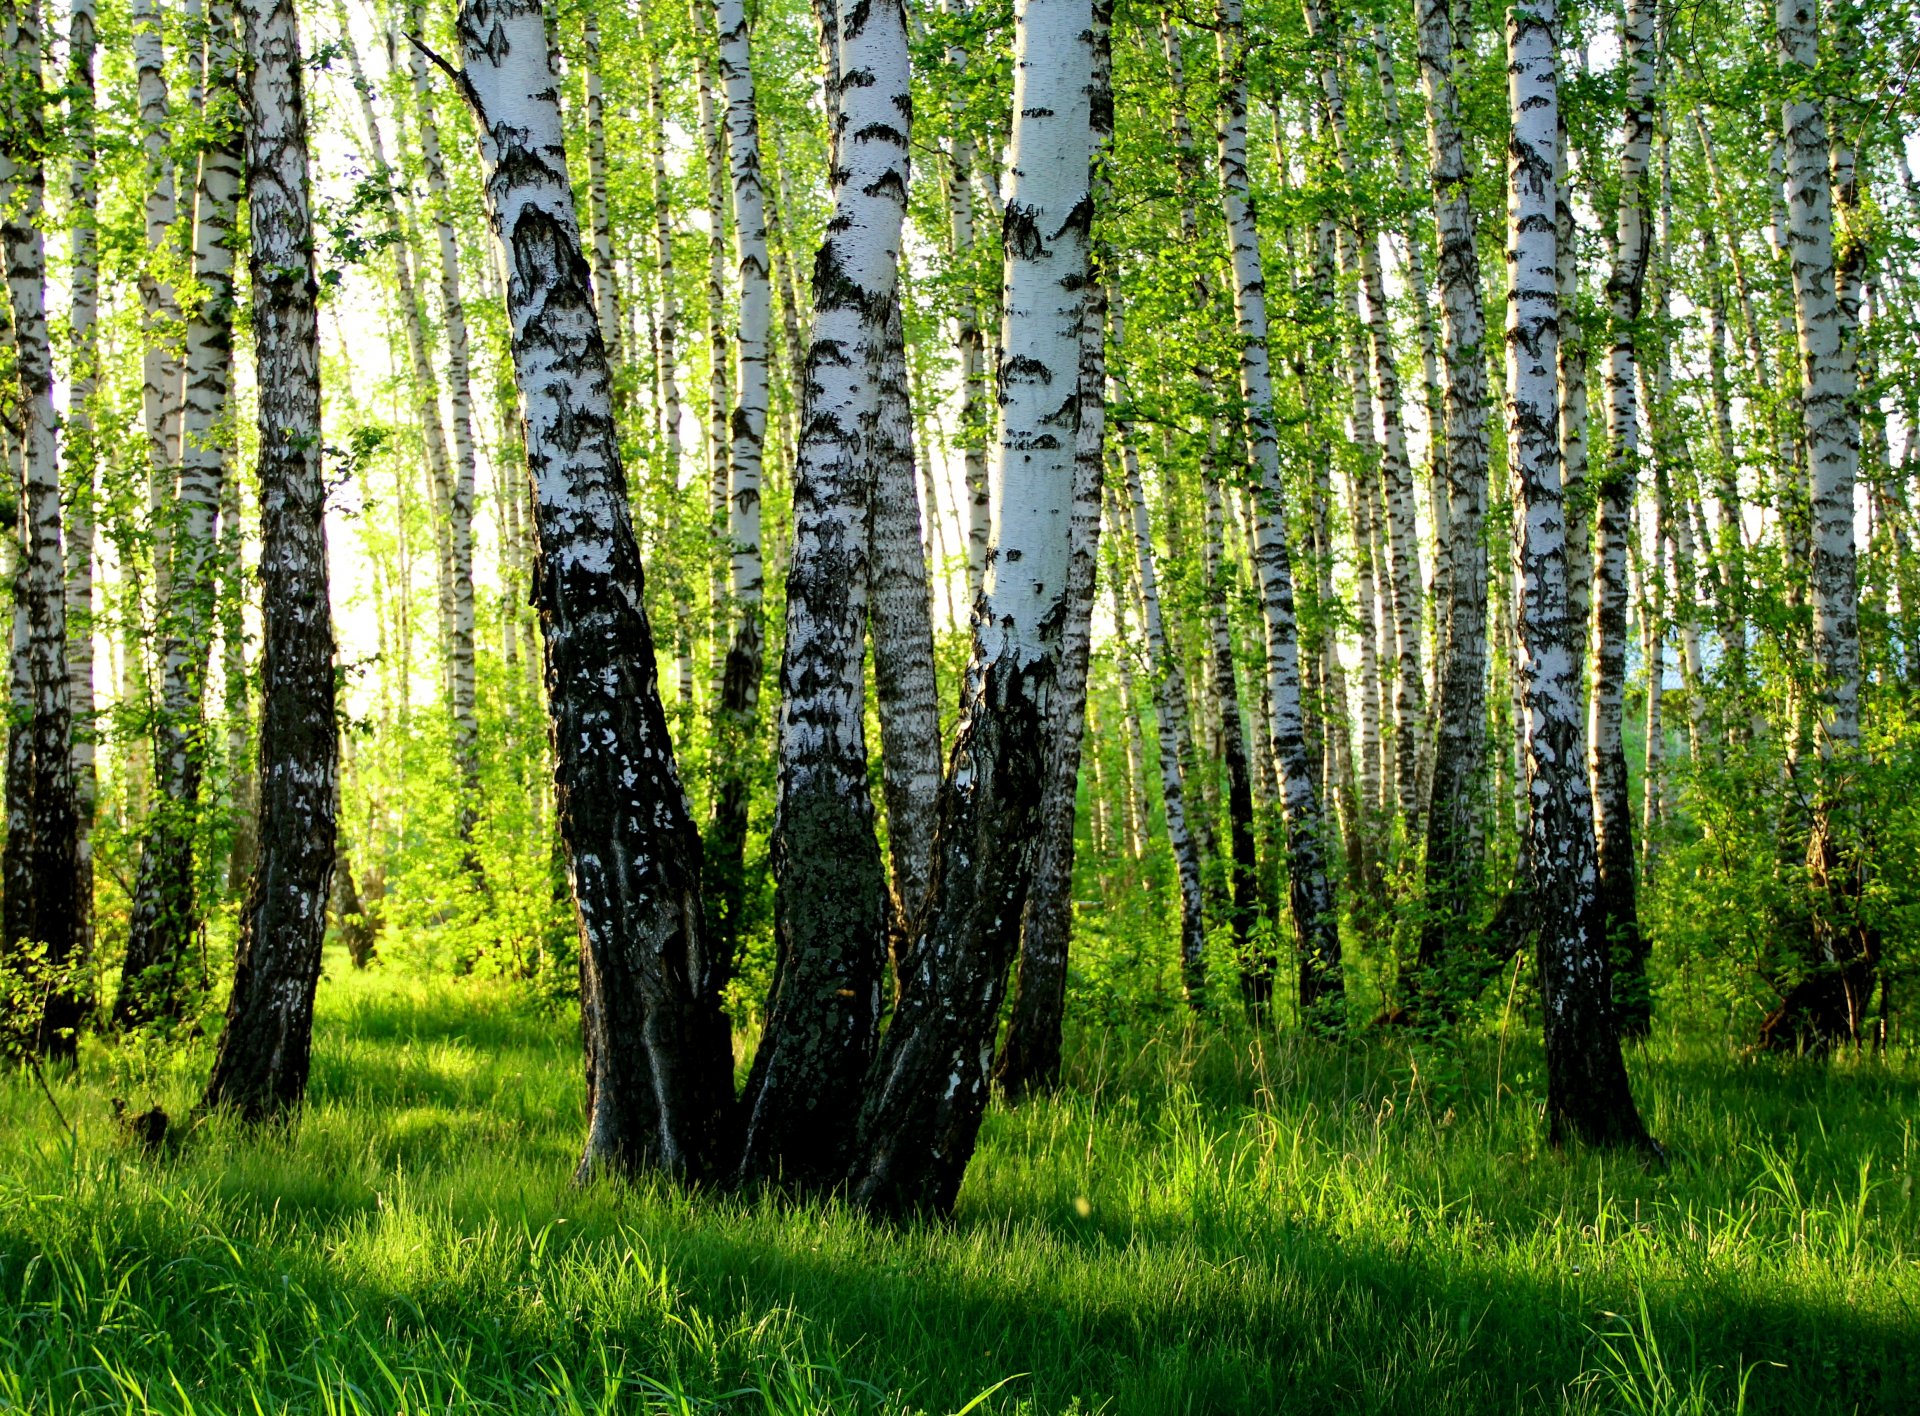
xmin=1504 ymin=0 xmax=1652 ymax=1152
xmin=1 ymin=0 xmax=82 ymax=1060
xmin=117 ymin=0 xmax=243 ymax=1029
xmin=1414 ymin=0 xmax=1492 ymax=1008
xmin=704 ymin=0 xmax=774 ymax=968
xmin=734 ymin=0 xmax=908 ymax=1194
xmin=1588 ymin=0 xmax=1656 ymax=1039
xmin=1219 ymin=0 xmax=1343 ymax=1027
xmin=447 ymin=0 xmax=738 ymax=1178
xmin=848 ymin=0 xmax=1097 ymax=1218
xmin=992 ymin=239 xmax=1107 ymax=1099
xmin=202 ymin=0 xmax=337 ymax=1119
xmin=1763 ymin=0 xmax=1870 ymax=1051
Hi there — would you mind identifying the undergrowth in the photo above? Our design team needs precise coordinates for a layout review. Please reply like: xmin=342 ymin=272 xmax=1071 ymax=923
xmin=1 ymin=962 xmax=1914 ymax=1414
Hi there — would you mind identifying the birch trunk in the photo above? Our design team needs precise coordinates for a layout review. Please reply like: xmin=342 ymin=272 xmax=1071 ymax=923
xmin=1503 ymin=0 xmax=1651 ymax=1151
xmin=134 ymin=0 xmax=181 ymax=618
xmin=406 ymin=0 xmax=481 ymax=849
xmin=117 ymin=0 xmax=242 ymax=1027
xmin=1588 ymin=0 xmax=1655 ymax=1039
xmin=1306 ymin=0 xmax=1424 ymax=835
xmin=220 ymin=471 xmax=254 ymax=893
xmin=736 ymin=0 xmax=909 ymax=1193
xmin=581 ymin=12 xmax=623 ymax=369
xmin=1219 ymin=0 xmax=1342 ymax=1026
xmin=340 ymin=11 xmax=456 ymax=671
xmin=1374 ymin=17 xmax=1447 ymax=701
xmin=869 ymin=296 xmax=941 ymax=939
xmin=705 ymin=0 xmax=773 ymax=966
xmin=65 ymin=0 xmax=99 ymax=972
xmin=1117 ymin=424 xmax=1208 ymax=1008
xmin=1556 ymin=115 xmax=1592 ymax=680
xmin=693 ymin=17 xmax=734 ymax=677
xmin=644 ymin=17 xmax=683 ymax=493
xmin=1 ymin=0 xmax=82 ymax=1058
xmin=995 ymin=237 xmax=1108 ymax=1095
xmin=850 ymin=0 xmax=1096 ymax=1217
xmin=1415 ymin=0 xmax=1492 ymax=997
xmin=202 ymin=0 xmax=337 ymax=1119
xmin=1163 ymin=18 xmax=1259 ymax=980
xmin=446 ymin=0 xmax=737 ymax=1176
xmin=940 ymin=0 xmax=990 ymax=605
xmin=1765 ymin=0 xmax=1869 ymax=1048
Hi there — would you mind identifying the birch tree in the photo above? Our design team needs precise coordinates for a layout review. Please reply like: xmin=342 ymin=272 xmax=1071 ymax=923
xmin=1415 ymin=0 xmax=1492 ymax=1000
xmin=1589 ymin=0 xmax=1656 ymax=1037
xmin=1765 ymin=0 xmax=1870 ymax=1048
xmin=65 ymin=0 xmax=99 ymax=983
xmin=735 ymin=0 xmax=909 ymax=1193
xmin=1218 ymin=0 xmax=1343 ymax=1025
xmin=1 ymin=0 xmax=82 ymax=1058
xmin=402 ymin=0 xmax=483 ymax=856
xmin=704 ymin=0 xmax=773 ymax=966
xmin=1504 ymin=0 xmax=1652 ymax=1151
xmin=849 ymin=0 xmax=1097 ymax=1217
xmin=442 ymin=0 xmax=739 ymax=1177
xmin=117 ymin=0 xmax=243 ymax=1027
xmin=202 ymin=0 xmax=337 ymax=1118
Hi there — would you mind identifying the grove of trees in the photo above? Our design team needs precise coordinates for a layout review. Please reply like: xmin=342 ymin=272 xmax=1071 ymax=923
xmin=1 ymin=0 xmax=1915 ymax=1217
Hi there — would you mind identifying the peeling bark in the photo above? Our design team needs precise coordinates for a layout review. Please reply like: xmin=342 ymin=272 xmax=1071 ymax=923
xmin=448 ymin=0 xmax=737 ymax=1177
xmin=737 ymin=0 xmax=910 ymax=1193
xmin=850 ymin=0 xmax=1098 ymax=1215
xmin=1503 ymin=0 xmax=1651 ymax=1151
xmin=202 ymin=0 xmax=337 ymax=1119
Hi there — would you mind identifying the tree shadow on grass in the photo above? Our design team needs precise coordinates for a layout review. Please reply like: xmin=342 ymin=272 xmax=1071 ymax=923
xmin=3 ymin=1142 xmax=1913 ymax=1416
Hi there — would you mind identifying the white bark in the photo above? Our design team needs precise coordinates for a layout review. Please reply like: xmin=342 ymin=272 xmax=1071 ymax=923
xmin=204 ymin=0 xmax=337 ymax=1117
xmin=1588 ymin=0 xmax=1656 ymax=1023
xmin=938 ymin=0 xmax=990 ymax=605
xmin=406 ymin=0 xmax=481 ymax=835
xmin=1416 ymin=0 xmax=1491 ymax=979
xmin=1115 ymin=407 xmax=1207 ymax=1006
xmin=1506 ymin=0 xmax=1649 ymax=1146
xmin=450 ymin=0 xmax=734 ymax=1176
xmin=581 ymin=12 xmax=623 ymax=367
xmin=1305 ymin=0 xmax=1425 ymax=833
xmin=643 ymin=15 xmax=683 ymax=490
xmin=740 ymin=0 xmax=911 ymax=1190
xmin=852 ymin=0 xmax=1100 ymax=1216
xmin=65 ymin=0 xmax=99 ymax=950
xmin=1217 ymin=0 xmax=1341 ymax=1020
xmin=118 ymin=0 xmax=243 ymax=1024
xmin=134 ymin=0 xmax=182 ymax=614
xmin=1778 ymin=0 xmax=1861 ymax=759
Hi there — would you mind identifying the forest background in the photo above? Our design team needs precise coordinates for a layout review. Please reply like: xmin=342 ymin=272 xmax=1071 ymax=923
xmin=2 ymin=0 xmax=1919 ymax=1407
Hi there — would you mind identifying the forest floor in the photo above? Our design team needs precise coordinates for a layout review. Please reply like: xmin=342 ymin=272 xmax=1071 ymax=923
xmin=1 ymin=961 xmax=1914 ymax=1415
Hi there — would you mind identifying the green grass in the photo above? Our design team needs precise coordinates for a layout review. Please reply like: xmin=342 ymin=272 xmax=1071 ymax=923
xmin=2 ymin=959 xmax=1915 ymax=1414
